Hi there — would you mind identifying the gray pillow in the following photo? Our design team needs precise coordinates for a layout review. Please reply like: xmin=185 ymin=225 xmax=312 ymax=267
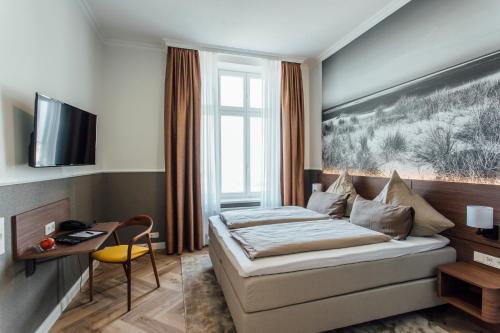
xmin=306 ymin=192 xmax=348 ymax=218
xmin=350 ymin=195 xmax=414 ymax=240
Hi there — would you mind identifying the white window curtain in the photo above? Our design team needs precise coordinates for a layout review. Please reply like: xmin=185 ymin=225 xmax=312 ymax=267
xmin=200 ymin=50 xmax=221 ymax=245
xmin=260 ymin=59 xmax=282 ymax=208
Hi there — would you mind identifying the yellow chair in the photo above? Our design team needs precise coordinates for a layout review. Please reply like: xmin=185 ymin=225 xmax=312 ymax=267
xmin=89 ymin=215 xmax=160 ymax=311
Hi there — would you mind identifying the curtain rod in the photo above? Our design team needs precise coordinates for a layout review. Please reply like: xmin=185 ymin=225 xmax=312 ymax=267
xmin=163 ymin=38 xmax=304 ymax=64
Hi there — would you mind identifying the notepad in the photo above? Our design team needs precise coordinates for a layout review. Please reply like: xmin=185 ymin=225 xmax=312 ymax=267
xmin=69 ymin=230 xmax=106 ymax=238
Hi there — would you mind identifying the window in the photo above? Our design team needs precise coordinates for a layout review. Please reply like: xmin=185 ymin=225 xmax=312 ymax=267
xmin=219 ymin=70 xmax=263 ymax=201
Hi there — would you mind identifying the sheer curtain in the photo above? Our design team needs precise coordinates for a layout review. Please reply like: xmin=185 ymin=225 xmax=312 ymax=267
xmin=260 ymin=59 xmax=282 ymax=208
xmin=200 ymin=50 xmax=221 ymax=245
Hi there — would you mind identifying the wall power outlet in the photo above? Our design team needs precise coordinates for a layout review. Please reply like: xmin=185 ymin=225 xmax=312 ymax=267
xmin=150 ymin=232 xmax=159 ymax=239
xmin=473 ymin=251 xmax=500 ymax=269
xmin=45 ymin=221 xmax=56 ymax=235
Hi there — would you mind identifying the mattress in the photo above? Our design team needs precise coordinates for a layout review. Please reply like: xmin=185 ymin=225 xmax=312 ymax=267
xmin=209 ymin=215 xmax=452 ymax=277
xmin=209 ymin=224 xmax=456 ymax=313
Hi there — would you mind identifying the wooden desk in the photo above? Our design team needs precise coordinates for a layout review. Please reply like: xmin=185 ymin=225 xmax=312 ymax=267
xmin=12 ymin=198 xmax=119 ymax=276
xmin=20 ymin=222 xmax=119 ymax=277
xmin=17 ymin=222 xmax=119 ymax=260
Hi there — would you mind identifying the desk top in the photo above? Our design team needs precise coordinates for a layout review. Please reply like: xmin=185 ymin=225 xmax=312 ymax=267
xmin=17 ymin=222 xmax=120 ymax=260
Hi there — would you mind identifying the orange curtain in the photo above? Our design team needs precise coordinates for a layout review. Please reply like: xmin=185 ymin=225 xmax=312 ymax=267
xmin=164 ymin=47 xmax=203 ymax=254
xmin=281 ymin=62 xmax=305 ymax=206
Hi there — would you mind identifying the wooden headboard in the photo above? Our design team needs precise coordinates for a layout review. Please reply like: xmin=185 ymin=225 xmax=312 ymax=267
xmin=313 ymin=172 xmax=500 ymax=264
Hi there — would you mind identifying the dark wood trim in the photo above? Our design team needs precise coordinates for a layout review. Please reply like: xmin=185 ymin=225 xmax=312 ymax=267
xmin=304 ymin=169 xmax=322 ymax=203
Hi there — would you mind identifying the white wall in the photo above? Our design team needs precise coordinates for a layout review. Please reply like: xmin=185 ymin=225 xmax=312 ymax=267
xmin=99 ymin=45 xmax=313 ymax=172
xmin=305 ymin=59 xmax=322 ymax=170
xmin=100 ymin=43 xmax=166 ymax=171
xmin=0 ymin=0 xmax=103 ymax=185
xmin=0 ymin=0 xmax=310 ymax=177
xmin=301 ymin=63 xmax=311 ymax=169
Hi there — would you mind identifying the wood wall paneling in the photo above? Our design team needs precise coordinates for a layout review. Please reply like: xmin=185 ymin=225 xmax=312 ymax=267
xmin=449 ymin=236 xmax=500 ymax=265
xmin=12 ymin=198 xmax=70 ymax=259
xmin=304 ymin=169 xmax=322 ymax=203
xmin=307 ymin=170 xmax=500 ymax=267
xmin=411 ymin=179 xmax=500 ymax=250
xmin=318 ymin=174 xmax=410 ymax=200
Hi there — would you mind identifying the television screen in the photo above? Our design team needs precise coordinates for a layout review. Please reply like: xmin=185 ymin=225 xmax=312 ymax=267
xmin=29 ymin=93 xmax=97 ymax=167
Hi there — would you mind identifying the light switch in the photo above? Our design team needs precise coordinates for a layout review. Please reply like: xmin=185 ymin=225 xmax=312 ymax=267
xmin=0 ymin=217 xmax=5 ymax=255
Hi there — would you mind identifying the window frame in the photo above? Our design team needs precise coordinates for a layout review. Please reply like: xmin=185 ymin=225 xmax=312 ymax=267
xmin=218 ymin=69 xmax=263 ymax=201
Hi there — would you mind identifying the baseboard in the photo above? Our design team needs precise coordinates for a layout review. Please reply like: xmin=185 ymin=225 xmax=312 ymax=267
xmin=36 ymin=262 xmax=99 ymax=333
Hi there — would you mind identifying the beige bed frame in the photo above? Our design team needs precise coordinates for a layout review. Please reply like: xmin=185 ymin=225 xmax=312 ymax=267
xmin=209 ymin=244 xmax=448 ymax=333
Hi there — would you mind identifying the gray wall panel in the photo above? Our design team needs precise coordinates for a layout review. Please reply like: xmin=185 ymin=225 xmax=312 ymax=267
xmin=0 ymin=172 xmax=166 ymax=332
xmin=101 ymin=172 xmax=166 ymax=243
xmin=0 ymin=175 xmax=105 ymax=333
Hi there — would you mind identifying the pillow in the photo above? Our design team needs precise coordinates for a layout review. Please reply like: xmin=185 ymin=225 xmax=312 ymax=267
xmin=374 ymin=170 xmax=454 ymax=236
xmin=326 ymin=170 xmax=358 ymax=216
xmin=306 ymin=191 xmax=348 ymax=218
xmin=350 ymin=195 xmax=414 ymax=240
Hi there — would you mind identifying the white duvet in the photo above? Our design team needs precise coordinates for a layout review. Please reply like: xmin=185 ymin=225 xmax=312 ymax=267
xmin=209 ymin=216 xmax=450 ymax=277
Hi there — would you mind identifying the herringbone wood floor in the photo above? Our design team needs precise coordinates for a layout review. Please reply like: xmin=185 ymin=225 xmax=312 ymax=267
xmin=50 ymin=252 xmax=185 ymax=333
xmin=51 ymin=250 xmax=492 ymax=333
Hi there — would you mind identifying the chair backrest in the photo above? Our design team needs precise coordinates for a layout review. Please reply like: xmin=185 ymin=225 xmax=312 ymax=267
xmin=118 ymin=215 xmax=153 ymax=235
xmin=121 ymin=215 xmax=153 ymax=227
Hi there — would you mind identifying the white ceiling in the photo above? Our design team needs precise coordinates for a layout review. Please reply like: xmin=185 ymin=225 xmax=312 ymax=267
xmin=82 ymin=0 xmax=410 ymax=60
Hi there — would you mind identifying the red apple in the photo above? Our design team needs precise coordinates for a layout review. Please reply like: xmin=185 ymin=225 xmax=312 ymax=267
xmin=40 ymin=237 xmax=55 ymax=250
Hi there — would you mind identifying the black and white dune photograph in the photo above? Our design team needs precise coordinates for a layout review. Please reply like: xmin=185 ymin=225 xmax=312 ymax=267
xmin=322 ymin=51 xmax=500 ymax=184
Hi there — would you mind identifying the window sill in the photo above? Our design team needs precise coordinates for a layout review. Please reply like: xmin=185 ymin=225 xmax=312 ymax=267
xmin=220 ymin=198 xmax=260 ymax=210
xmin=221 ymin=197 xmax=260 ymax=204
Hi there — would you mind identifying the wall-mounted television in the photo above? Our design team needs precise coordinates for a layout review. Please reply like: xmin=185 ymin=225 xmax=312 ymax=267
xmin=29 ymin=93 xmax=97 ymax=167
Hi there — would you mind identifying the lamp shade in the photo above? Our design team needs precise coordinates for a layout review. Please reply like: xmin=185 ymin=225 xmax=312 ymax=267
xmin=466 ymin=206 xmax=493 ymax=229
xmin=312 ymin=183 xmax=322 ymax=192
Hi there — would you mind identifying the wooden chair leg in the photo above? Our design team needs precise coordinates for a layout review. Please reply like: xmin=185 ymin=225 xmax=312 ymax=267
xmin=126 ymin=261 xmax=132 ymax=312
xmin=147 ymin=238 xmax=160 ymax=288
xmin=88 ymin=254 xmax=94 ymax=302
xmin=149 ymin=251 xmax=160 ymax=288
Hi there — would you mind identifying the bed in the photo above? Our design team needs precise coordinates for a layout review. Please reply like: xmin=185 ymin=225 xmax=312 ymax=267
xmin=208 ymin=215 xmax=457 ymax=333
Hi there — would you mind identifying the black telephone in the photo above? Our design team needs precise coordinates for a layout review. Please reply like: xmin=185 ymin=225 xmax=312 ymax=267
xmin=59 ymin=220 xmax=96 ymax=231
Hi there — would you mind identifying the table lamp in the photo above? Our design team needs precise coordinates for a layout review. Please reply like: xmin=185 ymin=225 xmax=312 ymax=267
xmin=466 ymin=205 xmax=497 ymax=240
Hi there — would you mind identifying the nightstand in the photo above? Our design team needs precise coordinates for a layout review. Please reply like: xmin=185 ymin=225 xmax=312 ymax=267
xmin=438 ymin=262 xmax=500 ymax=324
